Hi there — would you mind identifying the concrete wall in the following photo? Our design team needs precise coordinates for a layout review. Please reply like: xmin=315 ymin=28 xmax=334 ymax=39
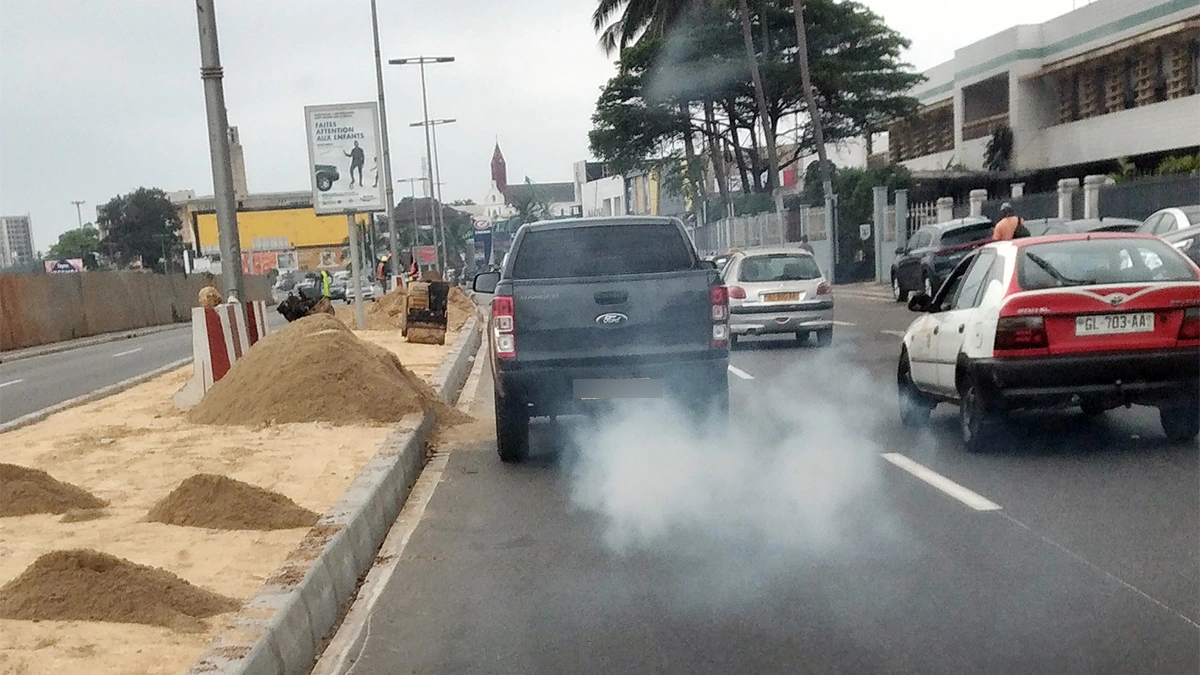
xmin=0 ymin=272 xmax=272 ymax=351
xmin=1038 ymin=94 xmax=1200 ymax=168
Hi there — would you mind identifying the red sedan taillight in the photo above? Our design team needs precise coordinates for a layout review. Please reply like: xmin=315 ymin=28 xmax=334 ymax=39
xmin=710 ymin=286 xmax=730 ymax=348
xmin=995 ymin=316 xmax=1048 ymax=351
xmin=1180 ymin=307 xmax=1200 ymax=341
xmin=492 ymin=296 xmax=516 ymax=359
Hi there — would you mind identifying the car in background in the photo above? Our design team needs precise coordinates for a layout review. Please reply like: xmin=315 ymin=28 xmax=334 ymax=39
xmin=1139 ymin=205 xmax=1200 ymax=235
xmin=1163 ymin=224 xmax=1200 ymax=266
xmin=345 ymin=278 xmax=377 ymax=302
xmin=891 ymin=217 xmax=994 ymax=302
xmin=723 ymin=248 xmax=834 ymax=347
xmin=897 ymin=233 xmax=1200 ymax=451
xmin=1023 ymin=218 xmax=1069 ymax=237
xmin=1064 ymin=217 xmax=1142 ymax=233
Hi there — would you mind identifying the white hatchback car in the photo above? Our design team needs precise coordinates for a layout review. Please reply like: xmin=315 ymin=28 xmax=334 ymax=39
xmin=897 ymin=233 xmax=1200 ymax=451
xmin=722 ymin=248 xmax=834 ymax=347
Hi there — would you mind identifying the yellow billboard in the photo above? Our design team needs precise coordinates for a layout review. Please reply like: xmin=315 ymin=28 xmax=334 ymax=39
xmin=194 ymin=208 xmax=369 ymax=250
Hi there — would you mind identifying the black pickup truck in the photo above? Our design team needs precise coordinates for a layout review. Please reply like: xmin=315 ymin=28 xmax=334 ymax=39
xmin=472 ymin=217 xmax=730 ymax=462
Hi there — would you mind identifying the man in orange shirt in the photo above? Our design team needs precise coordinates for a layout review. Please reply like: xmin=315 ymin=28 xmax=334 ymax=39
xmin=992 ymin=203 xmax=1029 ymax=240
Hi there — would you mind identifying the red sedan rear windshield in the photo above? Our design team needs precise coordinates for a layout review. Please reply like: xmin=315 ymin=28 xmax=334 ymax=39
xmin=1018 ymin=238 xmax=1198 ymax=290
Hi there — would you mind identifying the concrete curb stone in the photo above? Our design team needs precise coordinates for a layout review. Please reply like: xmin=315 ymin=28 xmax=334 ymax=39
xmin=185 ymin=318 xmax=482 ymax=675
xmin=0 ymin=357 xmax=193 ymax=435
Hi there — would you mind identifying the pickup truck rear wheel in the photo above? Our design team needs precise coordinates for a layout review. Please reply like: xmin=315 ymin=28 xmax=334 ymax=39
xmin=494 ymin=389 xmax=529 ymax=463
xmin=1160 ymin=401 xmax=1199 ymax=443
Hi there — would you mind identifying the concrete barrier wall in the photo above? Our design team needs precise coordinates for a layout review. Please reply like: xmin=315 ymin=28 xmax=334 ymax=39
xmin=0 ymin=272 xmax=271 ymax=351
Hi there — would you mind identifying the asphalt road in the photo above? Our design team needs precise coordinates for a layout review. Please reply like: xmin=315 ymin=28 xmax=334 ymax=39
xmin=345 ymin=285 xmax=1198 ymax=674
xmin=0 ymin=313 xmax=288 ymax=424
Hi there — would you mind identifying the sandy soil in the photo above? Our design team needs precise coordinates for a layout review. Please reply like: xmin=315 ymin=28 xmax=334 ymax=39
xmin=0 ymin=330 xmax=452 ymax=675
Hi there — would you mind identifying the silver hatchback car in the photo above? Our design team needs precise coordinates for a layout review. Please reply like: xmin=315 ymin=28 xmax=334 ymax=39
xmin=722 ymin=248 xmax=834 ymax=347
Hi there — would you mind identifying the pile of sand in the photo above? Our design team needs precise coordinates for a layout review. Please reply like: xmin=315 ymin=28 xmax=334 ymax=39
xmin=335 ymin=286 xmax=408 ymax=331
xmin=0 ymin=549 xmax=239 ymax=630
xmin=144 ymin=474 xmax=319 ymax=531
xmin=447 ymin=286 xmax=478 ymax=331
xmin=188 ymin=313 xmax=464 ymax=427
xmin=0 ymin=464 xmax=107 ymax=517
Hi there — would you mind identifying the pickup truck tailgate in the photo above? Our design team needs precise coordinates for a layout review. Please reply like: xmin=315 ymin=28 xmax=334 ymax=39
xmin=512 ymin=271 xmax=714 ymax=364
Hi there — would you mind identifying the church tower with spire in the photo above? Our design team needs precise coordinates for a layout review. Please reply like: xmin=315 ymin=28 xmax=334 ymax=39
xmin=490 ymin=142 xmax=508 ymax=194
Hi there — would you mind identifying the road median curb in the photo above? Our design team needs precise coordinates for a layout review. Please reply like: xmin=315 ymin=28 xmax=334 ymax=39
xmin=0 ymin=357 xmax=193 ymax=435
xmin=184 ymin=317 xmax=481 ymax=675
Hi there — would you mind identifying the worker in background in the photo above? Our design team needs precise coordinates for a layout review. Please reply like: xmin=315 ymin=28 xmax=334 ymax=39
xmin=992 ymin=203 xmax=1030 ymax=241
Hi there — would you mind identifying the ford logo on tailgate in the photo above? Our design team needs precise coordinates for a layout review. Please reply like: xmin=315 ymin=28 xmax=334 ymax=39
xmin=596 ymin=312 xmax=629 ymax=326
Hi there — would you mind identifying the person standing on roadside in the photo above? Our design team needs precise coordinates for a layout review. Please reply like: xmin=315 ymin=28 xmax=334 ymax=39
xmin=992 ymin=203 xmax=1030 ymax=240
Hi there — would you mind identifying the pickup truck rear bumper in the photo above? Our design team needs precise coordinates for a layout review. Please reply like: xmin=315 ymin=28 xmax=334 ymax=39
xmin=969 ymin=348 xmax=1200 ymax=409
xmin=496 ymin=355 xmax=728 ymax=416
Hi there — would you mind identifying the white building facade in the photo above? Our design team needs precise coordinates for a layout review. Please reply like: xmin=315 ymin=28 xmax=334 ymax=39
xmin=890 ymin=0 xmax=1200 ymax=172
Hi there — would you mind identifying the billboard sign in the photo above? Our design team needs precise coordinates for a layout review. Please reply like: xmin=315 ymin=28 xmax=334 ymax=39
xmin=414 ymin=245 xmax=438 ymax=265
xmin=304 ymin=102 xmax=386 ymax=215
xmin=44 ymin=258 xmax=83 ymax=273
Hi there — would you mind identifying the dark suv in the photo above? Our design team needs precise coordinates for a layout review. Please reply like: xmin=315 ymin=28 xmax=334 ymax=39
xmin=891 ymin=217 xmax=993 ymax=301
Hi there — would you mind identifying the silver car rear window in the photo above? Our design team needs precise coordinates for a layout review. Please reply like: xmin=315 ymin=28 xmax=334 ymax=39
xmin=737 ymin=254 xmax=822 ymax=283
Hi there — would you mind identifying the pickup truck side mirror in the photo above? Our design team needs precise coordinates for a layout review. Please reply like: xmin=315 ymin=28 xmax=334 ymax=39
xmin=473 ymin=271 xmax=500 ymax=294
xmin=907 ymin=292 xmax=933 ymax=313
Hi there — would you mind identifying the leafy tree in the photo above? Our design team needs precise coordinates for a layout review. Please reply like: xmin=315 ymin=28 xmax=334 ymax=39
xmin=589 ymin=0 xmax=923 ymax=207
xmin=96 ymin=187 xmax=182 ymax=273
xmin=983 ymin=126 xmax=1014 ymax=173
xmin=47 ymin=225 xmax=102 ymax=270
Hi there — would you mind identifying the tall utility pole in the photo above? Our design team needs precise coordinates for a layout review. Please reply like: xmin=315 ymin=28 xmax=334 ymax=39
xmin=411 ymin=118 xmax=456 ymax=274
xmin=195 ymin=0 xmax=244 ymax=301
xmin=793 ymin=0 xmax=837 ymax=281
xmin=70 ymin=200 xmax=85 ymax=229
xmin=388 ymin=56 xmax=454 ymax=272
xmin=369 ymin=0 xmax=398 ymax=288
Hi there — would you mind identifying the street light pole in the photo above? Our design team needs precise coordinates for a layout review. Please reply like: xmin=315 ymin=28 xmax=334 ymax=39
xmin=369 ymin=0 xmax=398 ymax=288
xmin=195 ymin=0 xmax=244 ymax=302
xmin=70 ymin=200 xmax=85 ymax=229
xmin=388 ymin=55 xmax=454 ymax=273
xmin=410 ymin=118 xmax=456 ymax=276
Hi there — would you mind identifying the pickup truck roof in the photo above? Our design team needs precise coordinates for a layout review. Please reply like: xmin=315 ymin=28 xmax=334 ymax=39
xmin=517 ymin=215 xmax=682 ymax=233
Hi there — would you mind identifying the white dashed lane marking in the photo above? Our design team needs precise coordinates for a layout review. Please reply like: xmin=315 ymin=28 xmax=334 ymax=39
xmin=882 ymin=453 xmax=1002 ymax=512
xmin=727 ymin=365 xmax=755 ymax=380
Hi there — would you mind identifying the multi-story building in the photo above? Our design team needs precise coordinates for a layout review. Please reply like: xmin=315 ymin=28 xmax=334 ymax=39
xmin=0 ymin=215 xmax=35 ymax=268
xmin=889 ymin=0 xmax=1200 ymax=174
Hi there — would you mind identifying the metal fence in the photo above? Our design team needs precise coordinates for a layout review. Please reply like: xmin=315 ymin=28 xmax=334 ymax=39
xmin=1099 ymin=175 xmax=1200 ymax=220
xmin=907 ymin=200 xmax=939 ymax=237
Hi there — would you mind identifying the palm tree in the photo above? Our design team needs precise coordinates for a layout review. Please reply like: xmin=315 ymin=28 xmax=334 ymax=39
xmin=735 ymin=0 xmax=781 ymax=203
xmin=592 ymin=0 xmax=697 ymax=55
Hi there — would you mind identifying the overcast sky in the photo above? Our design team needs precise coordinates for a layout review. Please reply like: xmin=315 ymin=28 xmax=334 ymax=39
xmin=0 ymin=0 xmax=1082 ymax=249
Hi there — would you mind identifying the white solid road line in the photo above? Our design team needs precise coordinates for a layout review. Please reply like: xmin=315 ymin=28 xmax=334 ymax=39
xmin=831 ymin=320 xmax=857 ymax=327
xmin=881 ymin=329 xmax=907 ymax=337
xmin=881 ymin=453 xmax=1002 ymax=512
xmin=0 ymin=379 xmax=24 ymax=389
xmin=111 ymin=348 xmax=143 ymax=358
xmin=727 ymin=365 xmax=755 ymax=380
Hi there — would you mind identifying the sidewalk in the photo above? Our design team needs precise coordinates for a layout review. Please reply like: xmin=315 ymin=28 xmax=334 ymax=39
xmin=0 ymin=323 xmax=188 ymax=364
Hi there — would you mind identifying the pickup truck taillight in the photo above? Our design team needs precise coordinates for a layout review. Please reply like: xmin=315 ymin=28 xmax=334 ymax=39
xmin=492 ymin=296 xmax=516 ymax=359
xmin=995 ymin=316 xmax=1048 ymax=351
xmin=710 ymin=286 xmax=730 ymax=348
xmin=1180 ymin=307 xmax=1200 ymax=341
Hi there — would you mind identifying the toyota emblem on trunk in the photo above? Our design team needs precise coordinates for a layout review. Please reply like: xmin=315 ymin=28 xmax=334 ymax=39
xmin=596 ymin=312 xmax=629 ymax=326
